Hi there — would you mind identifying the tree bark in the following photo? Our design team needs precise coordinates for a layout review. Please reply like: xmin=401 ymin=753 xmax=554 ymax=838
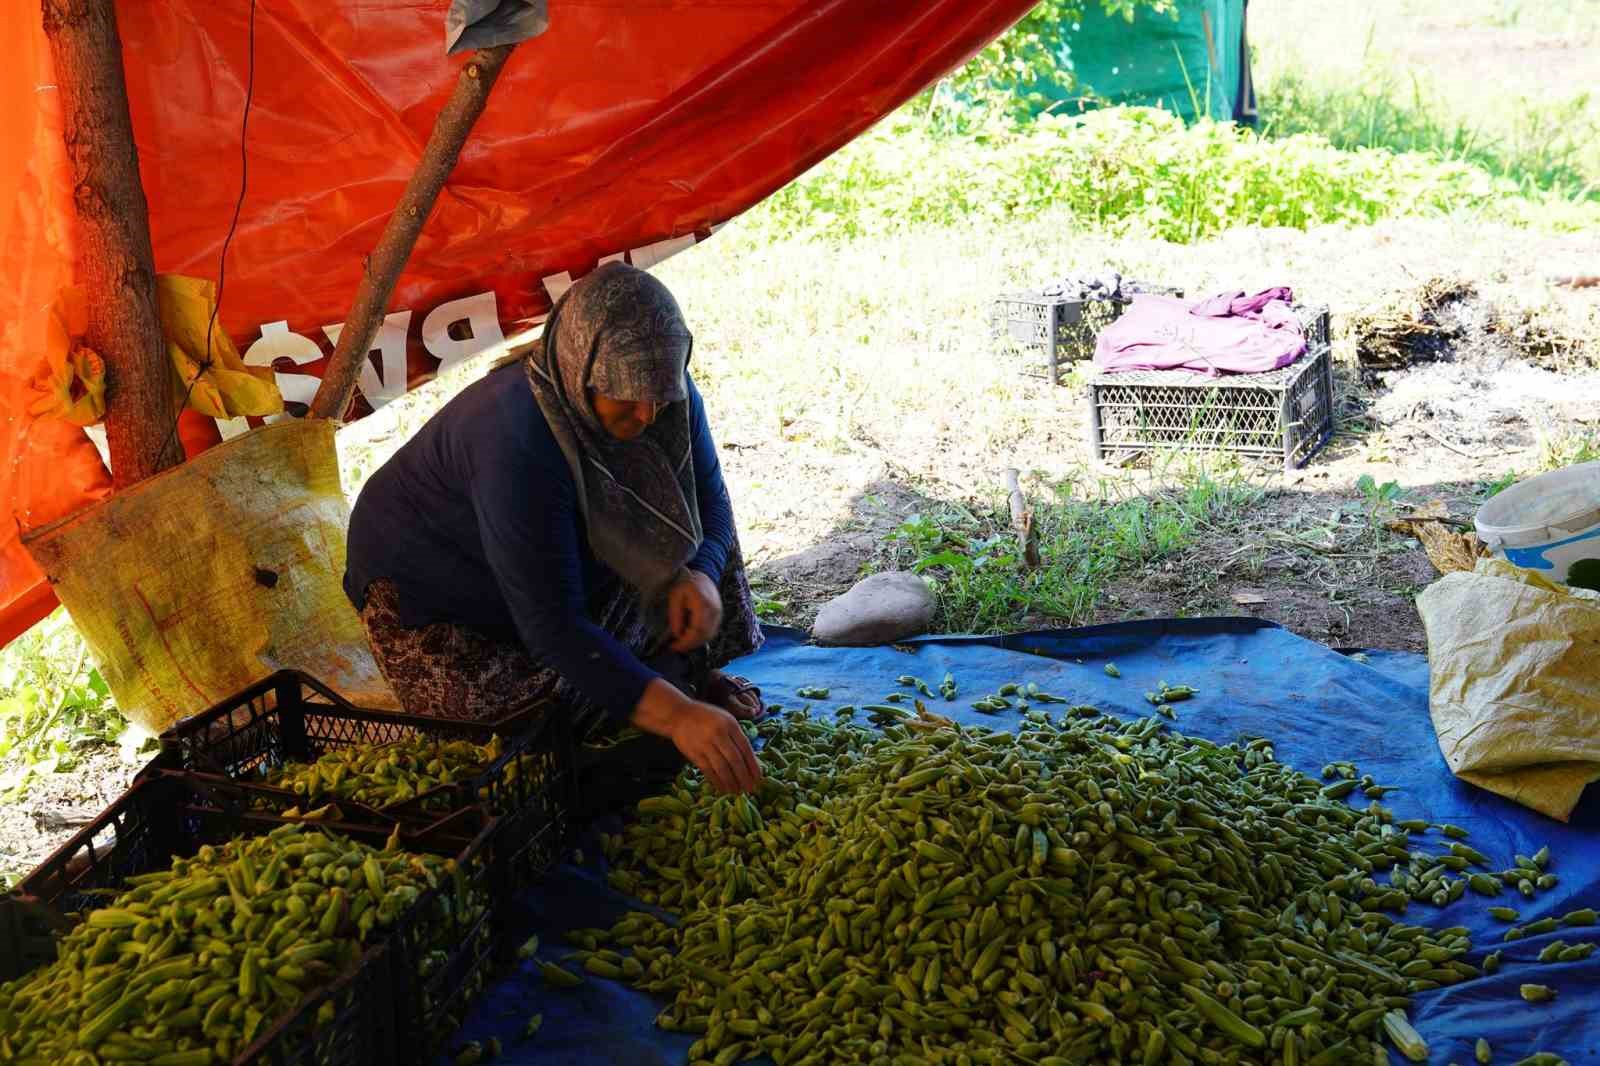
xmin=42 ymin=0 xmax=179 ymax=486
xmin=309 ymin=44 xmax=517 ymax=421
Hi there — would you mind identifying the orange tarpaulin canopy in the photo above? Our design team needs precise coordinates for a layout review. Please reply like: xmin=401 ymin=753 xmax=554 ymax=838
xmin=0 ymin=0 xmax=1034 ymax=645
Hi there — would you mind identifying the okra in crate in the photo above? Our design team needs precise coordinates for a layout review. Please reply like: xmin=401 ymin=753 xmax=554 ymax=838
xmin=158 ymin=669 xmax=576 ymax=888
xmin=0 ymin=772 xmax=500 ymax=1066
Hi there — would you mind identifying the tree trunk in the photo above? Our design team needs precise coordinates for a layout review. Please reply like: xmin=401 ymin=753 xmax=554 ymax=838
xmin=42 ymin=0 xmax=179 ymax=487
xmin=309 ymin=44 xmax=517 ymax=421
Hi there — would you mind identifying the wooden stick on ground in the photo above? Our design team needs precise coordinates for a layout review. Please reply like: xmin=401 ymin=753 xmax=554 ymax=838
xmin=1005 ymin=468 xmax=1041 ymax=569
xmin=43 ymin=0 xmax=180 ymax=486
xmin=308 ymin=43 xmax=517 ymax=421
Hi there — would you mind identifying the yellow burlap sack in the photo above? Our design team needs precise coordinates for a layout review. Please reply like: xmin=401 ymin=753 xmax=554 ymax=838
xmin=23 ymin=420 xmax=396 ymax=733
xmin=1418 ymin=558 xmax=1600 ymax=821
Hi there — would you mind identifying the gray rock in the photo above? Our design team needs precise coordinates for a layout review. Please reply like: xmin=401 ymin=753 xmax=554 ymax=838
xmin=812 ymin=571 xmax=935 ymax=646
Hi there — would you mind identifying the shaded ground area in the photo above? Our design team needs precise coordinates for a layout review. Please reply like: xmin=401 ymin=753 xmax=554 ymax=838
xmin=0 ymin=748 xmax=138 ymax=885
xmin=750 ymin=471 xmax=1466 ymax=656
xmin=1087 ymin=489 xmax=1445 ymax=652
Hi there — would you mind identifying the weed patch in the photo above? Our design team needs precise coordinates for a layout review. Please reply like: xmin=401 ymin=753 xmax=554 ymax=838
xmin=0 ymin=609 xmax=126 ymax=801
xmin=879 ymin=471 xmax=1264 ymax=633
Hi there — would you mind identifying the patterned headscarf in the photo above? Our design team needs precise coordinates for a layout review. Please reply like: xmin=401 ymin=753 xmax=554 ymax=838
xmin=523 ymin=262 xmax=702 ymax=612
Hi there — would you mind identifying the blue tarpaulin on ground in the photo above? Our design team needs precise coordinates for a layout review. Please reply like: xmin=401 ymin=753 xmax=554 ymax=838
xmin=453 ymin=618 xmax=1598 ymax=1065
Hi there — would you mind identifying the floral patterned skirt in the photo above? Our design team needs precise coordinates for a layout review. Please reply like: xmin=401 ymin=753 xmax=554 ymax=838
xmin=358 ymin=540 xmax=763 ymax=734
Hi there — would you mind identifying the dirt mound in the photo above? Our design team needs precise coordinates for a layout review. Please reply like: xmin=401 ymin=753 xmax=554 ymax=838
xmin=1349 ymin=278 xmax=1479 ymax=370
xmin=1350 ymin=277 xmax=1596 ymax=376
xmin=1351 ymin=278 xmax=1598 ymax=452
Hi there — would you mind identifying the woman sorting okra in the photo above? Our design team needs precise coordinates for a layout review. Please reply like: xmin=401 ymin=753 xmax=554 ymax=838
xmin=343 ymin=263 xmax=764 ymax=795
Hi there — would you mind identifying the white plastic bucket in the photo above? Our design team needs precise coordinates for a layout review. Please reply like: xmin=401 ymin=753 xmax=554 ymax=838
xmin=1475 ymin=459 xmax=1600 ymax=591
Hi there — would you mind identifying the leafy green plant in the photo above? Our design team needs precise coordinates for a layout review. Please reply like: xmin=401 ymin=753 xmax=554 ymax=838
xmin=1537 ymin=430 xmax=1600 ymax=472
xmin=1355 ymin=474 xmax=1403 ymax=507
xmin=754 ymin=597 xmax=791 ymax=621
xmin=0 ymin=609 xmax=124 ymax=800
xmin=883 ymin=473 xmax=1262 ymax=633
xmin=740 ymin=107 xmax=1597 ymax=248
xmin=1355 ymin=473 xmax=1405 ymax=546
xmin=1478 ymin=470 xmax=1519 ymax=500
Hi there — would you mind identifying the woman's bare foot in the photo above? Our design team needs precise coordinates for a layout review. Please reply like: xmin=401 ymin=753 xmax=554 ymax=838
xmin=705 ymin=671 xmax=763 ymax=720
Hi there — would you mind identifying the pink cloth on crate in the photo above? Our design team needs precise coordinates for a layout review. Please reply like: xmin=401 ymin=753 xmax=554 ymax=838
xmin=1093 ymin=286 xmax=1307 ymax=376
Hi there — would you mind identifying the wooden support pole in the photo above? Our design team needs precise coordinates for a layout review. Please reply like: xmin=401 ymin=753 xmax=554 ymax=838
xmin=1005 ymin=468 xmax=1041 ymax=569
xmin=309 ymin=44 xmax=517 ymax=420
xmin=43 ymin=0 xmax=180 ymax=486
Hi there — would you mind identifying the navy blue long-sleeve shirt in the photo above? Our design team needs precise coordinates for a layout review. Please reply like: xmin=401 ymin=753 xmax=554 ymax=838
xmin=343 ymin=362 xmax=735 ymax=720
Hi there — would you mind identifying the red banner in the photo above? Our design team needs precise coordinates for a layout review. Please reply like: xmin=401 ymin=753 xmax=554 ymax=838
xmin=0 ymin=0 xmax=1033 ymax=644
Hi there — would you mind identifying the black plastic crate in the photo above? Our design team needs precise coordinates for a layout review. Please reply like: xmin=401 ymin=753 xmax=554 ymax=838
xmin=243 ymin=944 xmax=392 ymax=1066
xmin=0 ymin=886 xmax=72 ymax=983
xmin=991 ymin=283 xmax=1184 ymax=385
xmin=1087 ymin=306 xmax=1335 ymax=470
xmin=157 ymin=670 xmax=575 ymax=888
xmin=1 ymin=772 xmax=498 ymax=1065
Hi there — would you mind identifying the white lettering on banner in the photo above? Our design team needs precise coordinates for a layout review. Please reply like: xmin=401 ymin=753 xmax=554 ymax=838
xmin=82 ymin=423 xmax=111 ymax=472
xmin=244 ymin=321 xmax=324 ymax=424
xmin=323 ymin=310 xmax=413 ymax=410
xmin=166 ymin=240 xmax=704 ymax=445
xmin=628 ymin=234 xmax=695 ymax=271
xmin=423 ymin=292 xmax=505 ymax=373
xmin=215 ymin=416 xmax=251 ymax=441
xmin=194 ymin=287 xmax=576 ymax=438
xmin=541 ymin=271 xmax=574 ymax=304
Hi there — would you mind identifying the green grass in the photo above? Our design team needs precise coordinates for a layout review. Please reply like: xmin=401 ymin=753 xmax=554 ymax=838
xmin=1259 ymin=47 xmax=1597 ymax=202
xmin=1477 ymin=431 xmax=1600 ymax=502
xmin=878 ymin=470 xmax=1264 ymax=634
xmin=739 ymin=107 xmax=1597 ymax=248
xmin=1250 ymin=0 xmax=1600 ymax=201
xmin=740 ymin=0 xmax=1600 ymax=246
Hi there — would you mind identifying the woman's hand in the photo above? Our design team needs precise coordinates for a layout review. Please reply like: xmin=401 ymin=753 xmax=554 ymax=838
xmin=667 ymin=569 xmax=722 ymax=652
xmin=632 ymin=679 xmax=761 ymax=794
xmin=667 ymin=701 xmax=762 ymax=794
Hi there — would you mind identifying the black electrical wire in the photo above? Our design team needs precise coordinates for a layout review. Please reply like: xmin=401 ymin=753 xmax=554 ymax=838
xmin=155 ymin=0 xmax=257 ymax=469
